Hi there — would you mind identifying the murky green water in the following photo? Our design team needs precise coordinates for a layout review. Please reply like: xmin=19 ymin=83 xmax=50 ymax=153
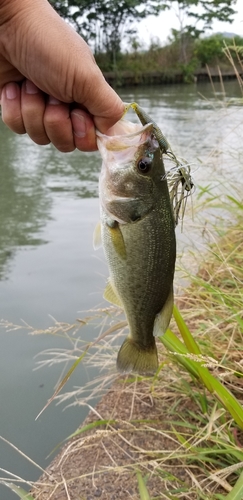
xmin=0 ymin=81 xmax=243 ymax=499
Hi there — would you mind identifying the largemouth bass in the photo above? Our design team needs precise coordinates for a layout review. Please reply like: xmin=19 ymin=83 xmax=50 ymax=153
xmin=96 ymin=118 xmax=176 ymax=375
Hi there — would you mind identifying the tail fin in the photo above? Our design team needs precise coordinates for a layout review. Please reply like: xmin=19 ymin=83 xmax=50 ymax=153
xmin=117 ymin=337 xmax=158 ymax=376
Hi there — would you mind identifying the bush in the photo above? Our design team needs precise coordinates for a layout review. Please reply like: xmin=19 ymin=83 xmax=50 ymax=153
xmin=194 ymin=34 xmax=226 ymax=66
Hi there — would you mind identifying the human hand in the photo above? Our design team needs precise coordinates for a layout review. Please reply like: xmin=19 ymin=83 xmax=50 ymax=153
xmin=0 ymin=0 xmax=124 ymax=152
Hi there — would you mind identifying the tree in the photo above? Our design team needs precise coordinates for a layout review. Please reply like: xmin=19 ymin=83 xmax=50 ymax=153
xmin=48 ymin=0 xmax=77 ymax=27
xmin=49 ymin=0 xmax=163 ymax=68
xmin=164 ymin=0 xmax=237 ymax=63
xmin=194 ymin=33 xmax=243 ymax=66
xmin=49 ymin=0 xmax=237 ymax=67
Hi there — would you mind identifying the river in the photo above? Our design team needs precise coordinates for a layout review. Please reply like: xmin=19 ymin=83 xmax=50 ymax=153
xmin=0 ymin=81 xmax=242 ymax=499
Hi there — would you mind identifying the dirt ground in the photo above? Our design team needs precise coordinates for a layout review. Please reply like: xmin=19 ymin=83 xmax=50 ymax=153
xmin=31 ymin=373 xmax=194 ymax=500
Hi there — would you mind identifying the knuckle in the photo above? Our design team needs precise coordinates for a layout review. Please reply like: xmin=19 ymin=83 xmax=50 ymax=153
xmin=58 ymin=146 xmax=75 ymax=153
xmin=54 ymin=142 xmax=75 ymax=153
xmin=2 ymin=112 xmax=25 ymax=134
xmin=34 ymin=136 xmax=50 ymax=146
xmin=44 ymin=113 xmax=59 ymax=129
xmin=76 ymin=142 xmax=97 ymax=152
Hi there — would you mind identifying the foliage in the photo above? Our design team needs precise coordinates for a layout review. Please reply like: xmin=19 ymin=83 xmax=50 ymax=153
xmin=49 ymin=0 xmax=237 ymax=68
xmin=94 ymin=31 xmax=243 ymax=82
xmin=162 ymin=304 xmax=243 ymax=429
xmin=3 ymin=483 xmax=35 ymax=500
xmin=166 ymin=0 xmax=237 ymax=63
xmin=165 ymin=0 xmax=237 ymax=32
xmin=195 ymin=34 xmax=229 ymax=66
xmin=49 ymin=0 xmax=164 ymax=68
xmin=48 ymin=0 xmax=71 ymax=20
xmin=178 ymin=58 xmax=198 ymax=82
xmin=195 ymin=34 xmax=243 ymax=67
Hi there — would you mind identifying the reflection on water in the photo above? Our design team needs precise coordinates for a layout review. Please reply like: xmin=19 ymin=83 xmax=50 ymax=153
xmin=0 ymin=127 xmax=101 ymax=279
xmin=44 ymin=147 xmax=100 ymax=197
xmin=0 ymin=129 xmax=49 ymax=278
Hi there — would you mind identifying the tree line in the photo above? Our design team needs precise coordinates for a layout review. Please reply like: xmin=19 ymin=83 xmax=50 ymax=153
xmin=49 ymin=0 xmax=237 ymax=67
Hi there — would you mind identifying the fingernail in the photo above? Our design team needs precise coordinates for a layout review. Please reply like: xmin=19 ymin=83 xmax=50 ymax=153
xmin=48 ymin=95 xmax=61 ymax=105
xmin=71 ymin=111 xmax=86 ymax=138
xmin=25 ymin=80 xmax=39 ymax=94
xmin=6 ymin=83 xmax=17 ymax=100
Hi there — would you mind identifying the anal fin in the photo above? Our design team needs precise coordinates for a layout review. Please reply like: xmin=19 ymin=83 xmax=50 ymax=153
xmin=104 ymin=278 xmax=123 ymax=308
xmin=153 ymin=285 xmax=174 ymax=336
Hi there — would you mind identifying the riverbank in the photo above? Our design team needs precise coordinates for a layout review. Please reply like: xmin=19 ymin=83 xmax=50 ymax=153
xmin=103 ymin=65 xmax=242 ymax=87
xmin=31 ymin=208 xmax=243 ymax=500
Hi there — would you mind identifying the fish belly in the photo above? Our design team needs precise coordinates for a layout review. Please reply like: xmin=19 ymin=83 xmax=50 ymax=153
xmin=102 ymin=203 xmax=176 ymax=374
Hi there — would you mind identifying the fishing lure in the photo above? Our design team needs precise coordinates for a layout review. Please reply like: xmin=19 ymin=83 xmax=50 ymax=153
xmin=123 ymin=102 xmax=194 ymax=226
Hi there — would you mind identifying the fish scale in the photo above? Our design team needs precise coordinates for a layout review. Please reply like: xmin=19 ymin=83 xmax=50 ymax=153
xmin=97 ymin=117 xmax=176 ymax=375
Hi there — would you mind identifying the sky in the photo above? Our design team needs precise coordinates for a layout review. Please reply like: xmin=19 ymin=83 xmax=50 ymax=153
xmin=136 ymin=0 xmax=243 ymax=48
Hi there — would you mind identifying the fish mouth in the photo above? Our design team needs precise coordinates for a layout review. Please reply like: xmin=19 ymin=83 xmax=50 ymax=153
xmin=96 ymin=119 xmax=154 ymax=152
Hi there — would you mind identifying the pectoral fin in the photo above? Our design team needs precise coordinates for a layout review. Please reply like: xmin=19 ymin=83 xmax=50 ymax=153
xmin=104 ymin=278 xmax=123 ymax=308
xmin=93 ymin=222 xmax=102 ymax=250
xmin=154 ymin=285 xmax=174 ymax=336
xmin=107 ymin=223 xmax=127 ymax=260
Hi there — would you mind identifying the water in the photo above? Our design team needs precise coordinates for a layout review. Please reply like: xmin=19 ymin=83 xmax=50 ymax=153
xmin=0 ymin=81 xmax=242 ymax=499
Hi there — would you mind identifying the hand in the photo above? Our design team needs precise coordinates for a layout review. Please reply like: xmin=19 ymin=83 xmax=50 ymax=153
xmin=0 ymin=0 xmax=124 ymax=152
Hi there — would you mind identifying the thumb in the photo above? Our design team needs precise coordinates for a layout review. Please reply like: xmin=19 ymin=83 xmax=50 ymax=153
xmin=77 ymin=70 xmax=125 ymax=133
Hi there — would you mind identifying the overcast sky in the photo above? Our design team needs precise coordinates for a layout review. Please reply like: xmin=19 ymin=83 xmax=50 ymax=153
xmin=136 ymin=0 xmax=243 ymax=47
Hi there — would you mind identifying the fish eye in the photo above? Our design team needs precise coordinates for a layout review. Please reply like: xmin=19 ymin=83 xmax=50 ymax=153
xmin=137 ymin=157 xmax=152 ymax=174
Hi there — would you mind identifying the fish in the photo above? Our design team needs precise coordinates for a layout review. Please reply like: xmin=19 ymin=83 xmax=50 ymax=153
xmin=95 ymin=117 xmax=176 ymax=375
